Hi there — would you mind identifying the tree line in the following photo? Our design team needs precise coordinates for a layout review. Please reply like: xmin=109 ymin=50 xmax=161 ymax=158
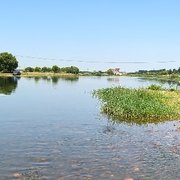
xmin=24 ymin=65 xmax=79 ymax=74
xmin=135 ymin=68 xmax=180 ymax=75
xmin=2 ymin=51 xmax=178 ymax=76
xmin=0 ymin=52 xmax=79 ymax=74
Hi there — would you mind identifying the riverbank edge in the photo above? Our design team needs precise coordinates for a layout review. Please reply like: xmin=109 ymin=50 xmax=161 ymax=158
xmin=127 ymin=74 xmax=180 ymax=84
xmin=0 ymin=72 xmax=118 ymax=77
xmin=0 ymin=72 xmax=80 ymax=77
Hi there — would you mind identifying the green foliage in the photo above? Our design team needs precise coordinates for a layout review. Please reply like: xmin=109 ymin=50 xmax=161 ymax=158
xmin=107 ymin=69 xmax=114 ymax=75
xmin=178 ymin=67 xmax=180 ymax=73
xmin=61 ymin=66 xmax=79 ymax=74
xmin=147 ymin=84 xmax=162 ymax=90
xmin=24 ymin=67 xmax=34 ymax=72
xmin=52 ymin=65 xmax=60 ymax=73
xmin=91 ymin=71 xmax=104 ymax=76
xmin=34 ymin=66 xmax=41 ymax=72
xmin=96 ymin=71 xmax=102 ymax=76
xmin=47 ymin=67 xmax=52 ymax=72
xmin=135 ymin=68 xmax=180 ymax=75
xmin=0 ymin=52 xmax=18 ymax=73
xmin=41 ymin=66 xmax=51 ymax=72
xmin=93 ymin=86 xmax=180 ymax=123
xmin=170 ymin=74 xmax=177 ymax=79
xmin=23 ymin=65 xmax=79 ymax=74
xmin=168 ymin=69 xmax=173 ymax=74
xmin=173 ymin=68 xmax=177 ymax=74
xmin=159 ymin=70 xmax=168 ymax=75
xmin=70 ymin=66 xmax=79 ymax=74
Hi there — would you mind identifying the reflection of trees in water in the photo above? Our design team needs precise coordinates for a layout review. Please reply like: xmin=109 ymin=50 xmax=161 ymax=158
xmin=51 ymin=76 xmax=79 ymax=85
xmin=58 ymin=76 xmax=79 ymax=82
xmin=34 ymin=76 xmax=41 ymax=83
xmin=142 ymin=77 xmax=179 ymax=86
xmin=31 ymin=76 xmax=79 ymax=85
xmin=24 ymin=76 xmax=35 ymax=81
xmin=51 ymin=76 xmax=59 ymax=85
xmin=41 ymin=76 xmax=51 ymax=82
xmin=0 ymin=77 xmax=19 ymax=95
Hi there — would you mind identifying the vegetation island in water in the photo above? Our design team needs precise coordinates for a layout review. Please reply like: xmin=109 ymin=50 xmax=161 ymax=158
xmin=93 ymin=84 xmax=180 ymax=124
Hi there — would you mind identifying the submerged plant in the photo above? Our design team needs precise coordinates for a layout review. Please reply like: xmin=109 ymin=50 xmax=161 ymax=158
xmin=93 ymin=86 xmax=180 ymax=123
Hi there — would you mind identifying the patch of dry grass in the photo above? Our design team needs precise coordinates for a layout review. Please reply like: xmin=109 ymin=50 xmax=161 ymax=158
xmin=163 ymin=91 xmax=180 ymax=110
xmin=0 ymin=72 xmax=75 ymax=77
xmin=0 ymin=73 xmax=12 ymax=76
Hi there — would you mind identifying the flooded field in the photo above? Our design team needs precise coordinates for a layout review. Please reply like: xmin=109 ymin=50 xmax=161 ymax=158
xmin=0 ymin=76 xmax=180 ymax=180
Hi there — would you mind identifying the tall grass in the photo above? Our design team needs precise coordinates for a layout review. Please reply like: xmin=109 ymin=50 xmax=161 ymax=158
xmin=93 ymin=86 xmax=180 ymax=123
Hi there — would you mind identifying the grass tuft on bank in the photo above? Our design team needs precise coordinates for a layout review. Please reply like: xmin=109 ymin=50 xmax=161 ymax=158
xmin=93 ymin=85 xmax=180 ymax=123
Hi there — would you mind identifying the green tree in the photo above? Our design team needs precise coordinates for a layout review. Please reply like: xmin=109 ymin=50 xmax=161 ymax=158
xmin=47 ymin=67 xmax=52 ymax=72
xmin=34 ymin=66 xmax=41 ymax=72
xmin=24 ymin=67 xmax=34 ymax=72
xmin=173 ymin=68 xmax=177 ymax=74
xmin=41 ymin=66 xmax=48 ymax=72
xmin=107 ymin=69 xmax=114 ymax=75
xmin=64 ymin=67 xmax=71 ymax=73
xmin=159 ymin=70 xmax=168 ymax=75
xmin=178 ymin=67 xmax=180 ymax=73
xmin=61 ymin=66 xmax=79 ymax=74
xmin=0 ymin=52 xmax=18 ymax=72
xmin=70 ymin=66 xmax=79 ymax=74
xmin=168 ymin=69 xmax=172 ymax=74
xmin=96 ymin=71 xmax=102 ymax=76
xmin=52 ymin=65 xmax=60 ymax=73
xmin=60 ymin=67 xmax=66 ymax=73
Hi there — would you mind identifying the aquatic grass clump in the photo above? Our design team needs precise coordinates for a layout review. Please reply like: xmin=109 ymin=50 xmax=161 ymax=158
xmin=147 ymin=84 xmax=162 ymax=90
xmin=93 ymin=86 xmax=180 ymax=122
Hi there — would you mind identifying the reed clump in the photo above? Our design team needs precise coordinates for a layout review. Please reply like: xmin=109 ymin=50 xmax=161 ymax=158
xmin=93 ymin=86 xmax=180 ymax=122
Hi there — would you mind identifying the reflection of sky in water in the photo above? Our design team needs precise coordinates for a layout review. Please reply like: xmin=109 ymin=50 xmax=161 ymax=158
xmin=0 ymin=76 xmax=180 ymax=179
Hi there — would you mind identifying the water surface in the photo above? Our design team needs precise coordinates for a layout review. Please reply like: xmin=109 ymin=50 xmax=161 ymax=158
xmin=0 ymin=76 xmax=180 ymax=180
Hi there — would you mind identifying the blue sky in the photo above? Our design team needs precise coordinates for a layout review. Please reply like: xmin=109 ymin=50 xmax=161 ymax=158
xmin=1 ymin=0 xmax=180 ymax=72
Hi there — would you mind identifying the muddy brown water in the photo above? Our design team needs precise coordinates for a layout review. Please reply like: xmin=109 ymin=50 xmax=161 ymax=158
xmin=0 ymin=76 xmax=180 ymax=180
